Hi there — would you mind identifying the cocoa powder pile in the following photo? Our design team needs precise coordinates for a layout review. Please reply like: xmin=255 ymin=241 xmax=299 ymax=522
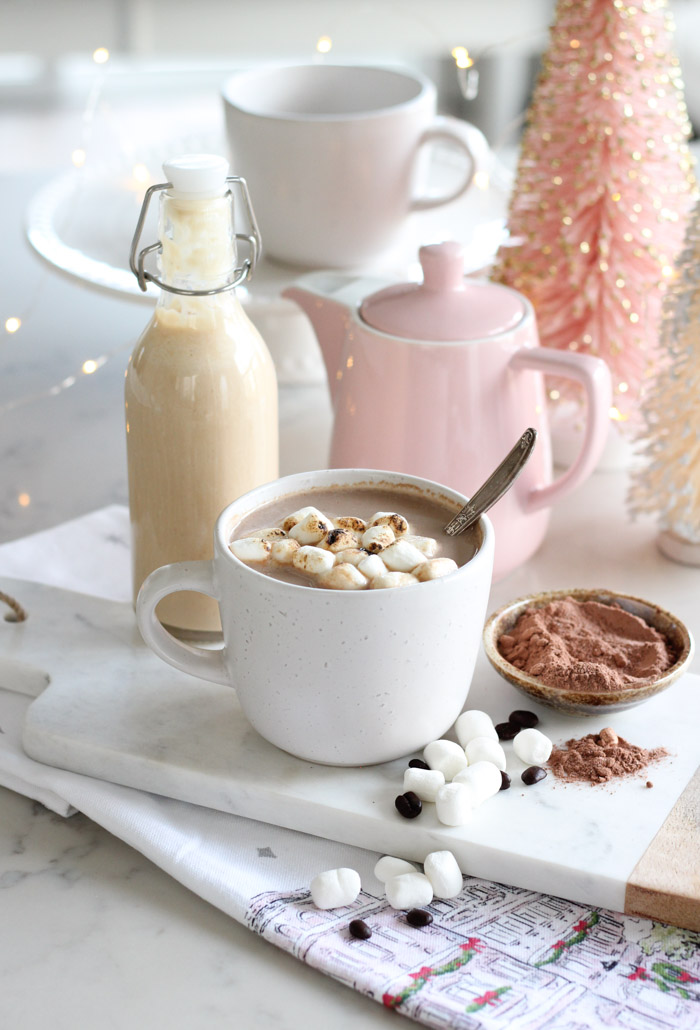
xmin=498 ymin=597 xmax=673 ymax=693
xmin=548 ymin=726 xmax=668 ymax=785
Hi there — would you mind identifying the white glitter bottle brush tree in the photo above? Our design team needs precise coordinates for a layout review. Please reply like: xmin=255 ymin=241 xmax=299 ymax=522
xmin=492 ymin=0 xmax=696 ymax=457
xmin=628 ymin=197 xmax=700 ymax=566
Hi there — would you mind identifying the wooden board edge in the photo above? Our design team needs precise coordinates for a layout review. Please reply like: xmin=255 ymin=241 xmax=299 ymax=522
xmin=625 ymin=764 xmax=700 ymax=932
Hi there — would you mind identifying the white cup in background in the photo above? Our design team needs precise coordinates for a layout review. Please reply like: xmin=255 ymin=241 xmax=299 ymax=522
xmin=222 ymin=63 xmax=488 ymax=268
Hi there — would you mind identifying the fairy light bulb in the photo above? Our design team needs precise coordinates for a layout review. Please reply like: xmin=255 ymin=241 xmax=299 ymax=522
xmin=72 ymin=149 xmax=86 ymax=168
xmin=451 ymin=46 xmax=473 ymax=69
xmin=4 ymin=317 xmax=21 ymax=333
xmin=316 ymin=36 xmax=332 ymax=54
xmin=92 ymin=47 xmax=110 ymax=64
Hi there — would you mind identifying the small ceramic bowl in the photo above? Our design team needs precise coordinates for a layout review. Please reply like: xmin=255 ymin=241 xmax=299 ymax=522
xmin=483 ymin=587 xmax=694 ymax=716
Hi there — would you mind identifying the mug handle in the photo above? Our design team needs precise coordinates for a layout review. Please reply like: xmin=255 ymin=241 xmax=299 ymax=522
xmin=136 ymin=560 xmax=230 ymax=686
xmin=410 ymin=117 xmax=486 ymax=211
xmin=509 ymin=348 xmax=612 ymax=514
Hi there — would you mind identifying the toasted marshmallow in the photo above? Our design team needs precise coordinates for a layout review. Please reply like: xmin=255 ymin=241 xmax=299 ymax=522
xmin=250 ymin=527 xmax=287 ymax=540
xmin=289 ymin=510 xmax=333 ymax=545
xmin=452 ymin=761 xmax=502 ymax=805
xmin=385 ymin=872 xmax=433 ymax=910
xmin=454 ymin=710 xmax=498 ymax=747
xmin=362 ymin=524 xmax=395 ymax=552
xmin=374 ymin=855 xmax=417 ymax=883
xmin=370 ymin=572 xmax=419 ymax=589
xmin=282 ymin=506 xmax=327 ymax=533
xmin=319 ymin=528 xmax=360 ymax=552
xmin=269 ymin=538 xmax=301 ymax=564
xmin=318 ymin=563 xmax=368 ymax=590
xmin=230 ymin=537 xmax=272 ymax=563
xmin=465 ymin=737 xmax=507 ymax=771
xmin=424 ymin=851 xmax=463 ymax=899
xmin=310 ymin=867 xmax=361 ymax=910
xmin=403 ymin=767 xmax=445 ymax=802
xmin=381 ymin=539 xmax=427 ymax=573
xmin=369 ymin=512 xmax=409 ymax=537
xmin=333 ymin=516 xmax=366 ymax=533
xmin=513 ymin=728 xmax=553 ymax=766
xmin=292 ymin=545 xmax=335 ymax=576
xmin=333 ymin=547 xmax=369 ymax=567
xmin=357 ymin=554 xmax=388 ymax=580
xmin=424 ymin=739 xmax=468 ymax=780
xmin=413 ymin=558 xmax=458 ymax=582
xmin=404 ymin=534 xmax=438 ymax=557
xmin=435 ymin=782 xmax=473 ymax=826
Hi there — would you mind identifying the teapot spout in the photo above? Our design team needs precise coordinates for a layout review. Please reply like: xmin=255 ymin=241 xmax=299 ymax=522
xmin=283 ymin=273 xmax=356 ymax=405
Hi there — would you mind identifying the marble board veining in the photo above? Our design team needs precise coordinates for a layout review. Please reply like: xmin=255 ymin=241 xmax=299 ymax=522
xmin=6 ymin=578 xmax=699 ymax=926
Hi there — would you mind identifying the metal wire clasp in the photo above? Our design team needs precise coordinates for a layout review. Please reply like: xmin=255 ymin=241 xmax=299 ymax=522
xmin=128 ymin=176 xmax=261 ymax=295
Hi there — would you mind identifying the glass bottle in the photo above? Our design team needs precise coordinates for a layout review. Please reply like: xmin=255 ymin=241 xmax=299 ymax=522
xmin=125 ymin=154 xmax=278 ymax=637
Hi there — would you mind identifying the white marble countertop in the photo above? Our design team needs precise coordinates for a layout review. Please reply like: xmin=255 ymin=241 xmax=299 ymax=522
xmin=2 ymin=168 xmax=699 ymax=1030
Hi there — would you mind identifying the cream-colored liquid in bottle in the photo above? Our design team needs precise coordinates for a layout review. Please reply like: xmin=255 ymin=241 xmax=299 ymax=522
xmin=125 ymin=155 xmax=278 ymax=636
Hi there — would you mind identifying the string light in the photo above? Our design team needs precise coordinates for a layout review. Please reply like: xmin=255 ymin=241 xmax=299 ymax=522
xmin=17 ymin=493 xmax=31 ymax=508
xmin=132 ymin=163 xmax=151 ymax=184
xmin=71 ymin=148 xmax=86 ymax=168
xmin=92 ymin=47 xmax=110 ymax=65
xmin=4 ymin=317 xmax=21 ymax=333
xmin=316 ymin=36 xmax=332 ymax=53
xmin=82 ymin=359 xmax=99 ymax=375
xmin=451 ymin=46 xmax=473 ymax=70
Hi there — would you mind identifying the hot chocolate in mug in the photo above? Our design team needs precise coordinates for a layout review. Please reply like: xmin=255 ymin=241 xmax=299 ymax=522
xmin=222 ymin=63 xmax=487 ymax=267
xmin=136 ymin=468 xmax=494 ymax=766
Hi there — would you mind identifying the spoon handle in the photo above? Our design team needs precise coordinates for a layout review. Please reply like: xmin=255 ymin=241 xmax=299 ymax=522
xmin=444 ymin=428 xmax=538 ymax=537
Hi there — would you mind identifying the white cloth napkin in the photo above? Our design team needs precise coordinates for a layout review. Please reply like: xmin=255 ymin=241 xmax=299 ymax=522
xmin=1 ymin=509 xmax=699 ymax=1030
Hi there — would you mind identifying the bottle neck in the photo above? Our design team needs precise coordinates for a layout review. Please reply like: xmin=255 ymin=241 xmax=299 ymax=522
xmin=157 ymin=190 xmax=237 ymax=299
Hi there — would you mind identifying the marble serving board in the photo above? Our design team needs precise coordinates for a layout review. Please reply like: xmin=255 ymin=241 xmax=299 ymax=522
xmin=6 ymin=578 xmax=700 ymax=930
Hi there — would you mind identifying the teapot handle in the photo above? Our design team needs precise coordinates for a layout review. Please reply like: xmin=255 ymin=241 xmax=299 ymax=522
xmin=509 ymin=348 xmax=612 ymax=513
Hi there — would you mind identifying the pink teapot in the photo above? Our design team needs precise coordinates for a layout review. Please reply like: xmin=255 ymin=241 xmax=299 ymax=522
xmin=284 ymin=242 xmax=611 ymax=580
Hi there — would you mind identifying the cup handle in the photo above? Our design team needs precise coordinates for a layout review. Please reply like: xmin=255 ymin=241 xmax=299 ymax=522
xmin=410 ymin=117 xmax=486 ymax=211
xmin=136 ymin=560 xmax=230 ymax=686
xmin=509 ymin=348 xmax=612 ymax=513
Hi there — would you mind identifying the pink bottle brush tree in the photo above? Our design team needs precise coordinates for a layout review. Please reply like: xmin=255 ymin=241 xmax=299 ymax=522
xmin=493 ymin=0 xmax=696 ymax=426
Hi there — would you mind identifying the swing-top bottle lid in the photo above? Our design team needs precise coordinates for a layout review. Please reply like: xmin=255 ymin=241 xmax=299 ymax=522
xmin=163 ymin=154 xmax=229 ymax=197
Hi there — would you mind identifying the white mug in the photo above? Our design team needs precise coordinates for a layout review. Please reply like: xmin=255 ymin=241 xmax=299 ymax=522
xmin=136 ymin=468 xmax=495 ymax=766
xmin=221 ymin=63 xmax=487 ymax=268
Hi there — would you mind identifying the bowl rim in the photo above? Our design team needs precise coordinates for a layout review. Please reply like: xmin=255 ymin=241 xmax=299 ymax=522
xmin=483 ymin=586 xmax=694 ymax=699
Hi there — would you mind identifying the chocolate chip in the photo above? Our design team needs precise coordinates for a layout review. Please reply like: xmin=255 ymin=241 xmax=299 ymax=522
xmin=521 ymin=765 xmax=547 ymax=785
xmin=646 ymin=781 xmax=654 ymax=789
xmin=408 ymin=758 xmax=430 ymax=770
xmin=349 ymin=919 xmax=372 ymax=940
xmin=510 ymin=709 xmax=539 ymax=729
xmin=500 ymin=771 xmax=512 ymax=790
xmin=406 ymin=908 xmax=433 ymax=927
xmin=495 ymin=721 xmax=519 ymax=740
xmin=395 ymin=791 xmax=422 ymax=818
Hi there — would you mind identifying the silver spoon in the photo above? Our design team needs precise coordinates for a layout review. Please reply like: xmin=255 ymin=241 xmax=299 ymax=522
xmin=444 ymin=428 xmax=538 ymax=537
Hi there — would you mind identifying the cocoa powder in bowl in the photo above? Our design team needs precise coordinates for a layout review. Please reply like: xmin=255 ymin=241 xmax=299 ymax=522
xmin=497 ymin=596 xmax=674 ymax=693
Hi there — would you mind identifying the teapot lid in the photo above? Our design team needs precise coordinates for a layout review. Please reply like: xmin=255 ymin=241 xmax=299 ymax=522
xmin=359 ymin=241 xmax=525 ymax=341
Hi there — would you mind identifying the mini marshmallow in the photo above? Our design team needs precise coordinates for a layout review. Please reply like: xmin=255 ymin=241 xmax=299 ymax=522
xmin=424 ymin=851 xmax=463 ymax=899
xmin=370 ymin=572 xmax=418 ymax=589
xmin=403 ymin=767 xmax=445 ymax=802
xmin=334 ymin=516 xmax=366 ymax=533
xmin=385 ymin=872 xmax=433 ymax=910
xmin=435 ymin=782 xmax=474 ymax=826
xmin=357 ymin=554 xmax=388 ymax=580
xmin=374 ymin=856 xmax=418 ymax=883
xmin=333 ymin=547 xmax=369 ymax=566
xmin=513 ymin=727 xmax=553 ymax=766
xmin=318 ymin=563 xmax=368 ymax=590
xmin=413 ymin=558 xmax=458 ymax=582
xmin=404 ymin=534 xmax=438 ymax=557
xmin=269 ymin=538 xmax=300 ymax=564
xmin=289 ymin=511 xmax=333 ymax=545
xmin=250 ymin=527 xmax=287 ymax=540
xmin=424 ymin=739 xmax=468 ymax=781
xmin=464 ymin=737 xmax=507 ymax=771
xmin=292 ymin=545 xmax=335 ymax=576
xmin=368 ymin=512 xmax=409 ymax=537
xmin=230 ymin=537 xmax=272 ymax=563
xmin=319 ymin=528 xmax=360 ymax=552
xmin=381 ymin=539 xmax=427 ymax=573
xmin=453 ymin=761 xmax=502 ymax=806
xmin=310 ymin=867 xmax=361 ymax=910
xmin=362 ymin=524 xmax=395 ymax=552
xmin=281 ymin=506 xmax=327 ymax=533
xmin=454 ymin=710 xmax=498 ymax=747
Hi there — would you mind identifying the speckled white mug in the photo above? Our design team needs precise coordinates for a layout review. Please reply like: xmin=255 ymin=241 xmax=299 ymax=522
xmin=136 ymin=469 xmax=494 ymax=766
